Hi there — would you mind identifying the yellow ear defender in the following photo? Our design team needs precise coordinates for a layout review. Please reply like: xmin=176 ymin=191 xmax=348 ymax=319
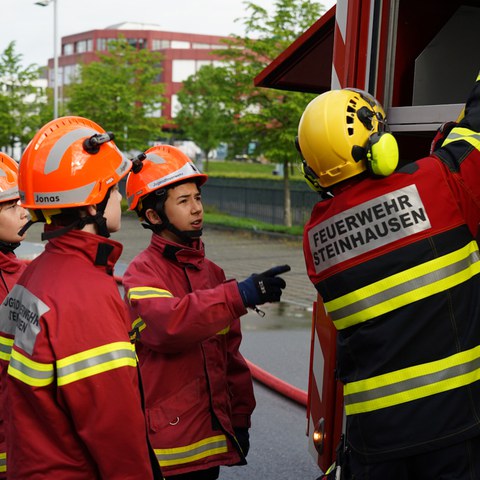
xmin=365 ymin=131 xmax=399 ymax=177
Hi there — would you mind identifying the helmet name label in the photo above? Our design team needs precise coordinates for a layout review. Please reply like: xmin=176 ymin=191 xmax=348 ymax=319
xmin=308 ymin=185 xmax=431 ymax=274
xmin=35 ymin=194 xmax=61 ymax=204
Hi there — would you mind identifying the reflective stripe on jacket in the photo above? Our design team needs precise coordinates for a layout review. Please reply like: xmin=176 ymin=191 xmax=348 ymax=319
xmin=303 ymin=82 xmax=480 ymax=462
xmin=123 ymin=234 xmax=255 ymax=476
xmin=0 ymin=250 xmax=25 ymax=477
xmin=0 ymin=231 xmax=156 ymax=479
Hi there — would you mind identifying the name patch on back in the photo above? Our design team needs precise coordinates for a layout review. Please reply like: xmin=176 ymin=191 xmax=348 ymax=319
xmin=308 ymin=185 xmax=431 ymax=274
xmin=0 ymin=284 xmax=49 ymax=355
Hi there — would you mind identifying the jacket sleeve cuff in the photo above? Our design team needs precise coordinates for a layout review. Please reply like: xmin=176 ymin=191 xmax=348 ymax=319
xmin=224 ymin=279 xmax=248 ymax=318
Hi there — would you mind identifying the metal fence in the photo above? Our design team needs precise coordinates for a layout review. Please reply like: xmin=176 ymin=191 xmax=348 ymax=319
xmin=202 ymin=177 xmax=319 ymax=226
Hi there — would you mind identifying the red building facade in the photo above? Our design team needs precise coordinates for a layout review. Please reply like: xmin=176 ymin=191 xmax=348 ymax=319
xmin=47 ymin=22 xmax=231 ymax=121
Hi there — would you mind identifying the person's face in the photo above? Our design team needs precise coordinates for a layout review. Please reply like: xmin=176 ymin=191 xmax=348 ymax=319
xmin=0 ymin=199 xmax=28 ymax=243
xmin=162 ymin=182 xmax=203 ymax=244
xmin=103 ymin=184 xmax=122 ymax=234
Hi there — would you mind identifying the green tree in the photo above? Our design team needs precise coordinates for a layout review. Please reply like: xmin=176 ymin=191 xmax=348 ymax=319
xmin=0 ymin=42 xmax=45 ymax=156
xmin=176 ymin=64 xmax=236 ymax=172
xmin=66 ymin=38 xmax=165 ymax=152
xmin=175 ymin=0 xmax=325 ymax=226
xmin=220 ymin=0 xmax=324 ymax=226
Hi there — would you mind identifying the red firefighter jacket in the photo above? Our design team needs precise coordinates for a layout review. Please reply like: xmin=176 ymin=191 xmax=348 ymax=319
xmin=303 ymin=79 xmax=480 ymax=462
xmin=0 ymin=230 xmax=157 ymax=479
xmin=123 ymin=233 xmax=256 ymax=477
xmin=0 ymin=250 xmax=25 ymax=477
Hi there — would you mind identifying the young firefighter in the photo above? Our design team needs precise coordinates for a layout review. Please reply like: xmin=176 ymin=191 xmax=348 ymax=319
xmin=298 ymin=77 xmax=480 ymax=479
xmin=0 ymin=116 xmax=162 ymax=479
xmin=0 ymin=153 xmax=28 ymax=478
xmin=123 ymin=144 xmax=290 ymax=479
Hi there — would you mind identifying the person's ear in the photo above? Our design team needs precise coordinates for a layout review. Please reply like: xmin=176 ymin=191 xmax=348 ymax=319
xmin=145 ymin=208 xmax=162 ymax=225
xmin=85 ymin=205 xmax=97 ymax=216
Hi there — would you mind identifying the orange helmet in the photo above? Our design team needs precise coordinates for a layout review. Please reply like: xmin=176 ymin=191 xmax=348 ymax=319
xmin=19 ymin=116 xmax=131 ymax=210
xmin=0 ymin=153 xmax=20 ymax=203
xmin=126 ymin=144 xmax=207 ymax=211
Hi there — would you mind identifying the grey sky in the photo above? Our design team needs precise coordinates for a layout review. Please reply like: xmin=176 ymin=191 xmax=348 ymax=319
xmin=1 ymin=0 xmax=335 ymax=68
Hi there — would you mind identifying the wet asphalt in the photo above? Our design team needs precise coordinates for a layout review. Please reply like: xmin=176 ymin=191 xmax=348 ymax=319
xmin=18 ymin=214 xmax=323 ymax=479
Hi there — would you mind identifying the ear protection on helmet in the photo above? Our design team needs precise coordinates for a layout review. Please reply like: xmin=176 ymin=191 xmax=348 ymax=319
xmin=349 ymin=89 xmax=399 ymax=177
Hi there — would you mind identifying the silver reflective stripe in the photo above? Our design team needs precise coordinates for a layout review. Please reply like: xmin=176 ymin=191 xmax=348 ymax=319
xmin=33 ymin=181 xmax=97 ymax=206
xmin=0 ymin=337 xmax=13 ymax=361
xmin=0 ymin=187 xmax=19 ymax=201
xmin=45 ymin=127 xmax=98 ymax=174
xmin=9 ymin=354 xmax=54 ymax=383
xmin=155 ymin=435 xmax=228 ymax=465
xmin=146 ymin=162 xmax=199 ymax=191
xmin=329 ymin=248 xmax=480 ymax=322
xmin=57 ymin=347 xmax=136 ymax=378
xmin=128 ymin=287 xmax=173 ymax=301
xmin=346 ymin=356 xmax=480 ymax=407
xmin=145 ymin=153 xmax=167 ymax=165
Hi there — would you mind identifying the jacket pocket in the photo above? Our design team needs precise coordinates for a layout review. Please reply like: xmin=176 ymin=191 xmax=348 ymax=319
xmin=147 ymin=377 xmax=202 ymax=432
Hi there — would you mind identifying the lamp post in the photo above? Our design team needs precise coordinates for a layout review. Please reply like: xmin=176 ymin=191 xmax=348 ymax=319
xmin=35 ymin=0 xmax=58 ymax=119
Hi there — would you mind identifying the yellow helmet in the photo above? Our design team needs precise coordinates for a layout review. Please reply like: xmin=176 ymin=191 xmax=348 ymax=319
xmin=297 ymin=88 xmax=397 ymax=188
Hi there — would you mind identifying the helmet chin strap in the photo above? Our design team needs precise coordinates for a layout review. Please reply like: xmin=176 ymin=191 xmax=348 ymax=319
xmin=142 ymin=210 xmax=202 ymax=244
xmin=41 ymin=188 xmax=112 ymax=241
xmin=0 ymin=240 xmax=20 ymax=253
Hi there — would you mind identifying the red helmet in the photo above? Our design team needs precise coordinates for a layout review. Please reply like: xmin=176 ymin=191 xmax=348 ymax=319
xmin=0 ymin=153 xmax=20 ymax=203
xmin=19 ymin=116 xmax=131 ymax=210
xmin=126 ymin=145 xmax=207 ymax=211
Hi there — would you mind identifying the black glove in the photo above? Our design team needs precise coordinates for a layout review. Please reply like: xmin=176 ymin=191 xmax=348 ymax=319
xmin=234 ymin=427 xmax=250 ymax=458
xmin=237 ymin=265 xmax=291 ymax=308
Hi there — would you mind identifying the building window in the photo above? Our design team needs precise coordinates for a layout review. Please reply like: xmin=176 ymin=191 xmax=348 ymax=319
xmin=192 ymin=43 xmax=211 ymax=49
xmin=171 ymin=94 xmax=181 ymax=116
xmin=152 ymin=39 xmax=170 ymax=50
xmin=97 ymin=38 xmax=118 ymax=51
xmin=76 ymin=39 xmax=92 ymax=54
xmin=196 ymin=60 xmax=212 ymax=71
xmin=127 ymin=38 xmax=147 ymax=49
xmin=63 ymin=43 xmax=74 ymax=55
xmin=172 ymin=59 xmax=196 ymax=82
xmin=171 ymin=40 xmax=190 ymax=49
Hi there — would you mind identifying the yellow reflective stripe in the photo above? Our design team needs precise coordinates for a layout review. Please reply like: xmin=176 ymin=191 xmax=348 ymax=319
xmin=216 ymin=326 xmax=230 ymax=335
xmin=344 ymin=344 xmax=480 ymax=415
xmin=326 ymin=241 xmax=480 ymax=330
xmin=8 ymin=349 xmax=54 ymax=387
xmin=442 ymin=127 xmax=480 ymax=150
xmin=128 ymin=286 xmax=173 ymax=302
xmin=57 ymin=341 xmax=137 ymax=386
xmin=0 ymin=336 xmax=14 ymax=362
xmin=131 ymin=316 xmax=146 ymax=333
xmin=155 ymin=435 xmax=228 ymax=467
xmin=0 ymin=451 xmax=5 ymax=473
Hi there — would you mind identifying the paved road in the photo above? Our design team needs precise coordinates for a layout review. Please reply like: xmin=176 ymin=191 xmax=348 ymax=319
xmin=19 ymin=214 xmax=323 ymax=479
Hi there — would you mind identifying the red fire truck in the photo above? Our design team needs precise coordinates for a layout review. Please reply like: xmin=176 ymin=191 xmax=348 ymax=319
xmin=255 ymin=0 xmax=480 ymax=474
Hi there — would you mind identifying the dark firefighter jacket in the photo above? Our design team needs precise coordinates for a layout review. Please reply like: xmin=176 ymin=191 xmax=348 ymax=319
xmin=0 ymin=249 xmax=25 ymax=477
xmin=123 ymin=233 xmax=256 ymax=477
xmin=303 ymin=77 xmax=480 ymax=462
xmin=0 ymin=230 xmax=158 ymax=479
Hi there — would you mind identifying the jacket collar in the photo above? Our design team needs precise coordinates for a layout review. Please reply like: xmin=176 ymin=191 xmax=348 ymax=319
xmin=0 ymin=250 xmax=24 ymax=274
xmin=150 ymin=233 xmax=205 ymax=269
xmin=45 ymin=229 xmax=123 ymax=275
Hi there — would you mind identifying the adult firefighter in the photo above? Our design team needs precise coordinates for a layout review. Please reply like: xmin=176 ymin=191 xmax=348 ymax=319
xmin=298 ymin=75 xmax=480 ymax=479
xmin=0 ymin=116 xmax=162 ymax=479
xmin=0 ymin=153 xmax=28 ymax=478
xmin=123 ymin=144 xmax=290 ymax=479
